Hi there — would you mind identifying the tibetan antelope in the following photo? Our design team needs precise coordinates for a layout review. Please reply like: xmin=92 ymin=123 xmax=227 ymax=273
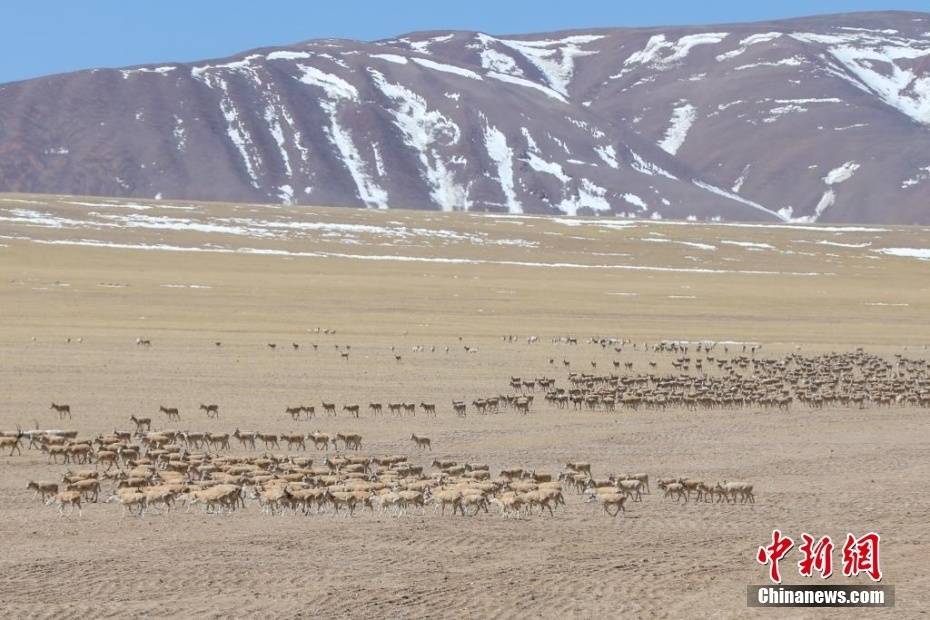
xmin=129 ymin=415 xmax=151 ymax=433
xmin=410 ymin=434 xmax=431 ymax=451
xmin=233 ymin=428 xmax=258 ymax=449
xmin=256 ymin=433 xmax=279 ymax=449
xmin=0 ymin=429 xmax=24 ymax=456
xmin=159 ymin=406 xmax=181 ymax=421
xmin=309 ymin=431 xmax=330 ymax=450
xmin=199 ymin=403 xmax=220 ymax=418
xmin=50 ymin=403 xmax=71 ymax=419
xmin=335 ymin=433 xmax=362 ymax=451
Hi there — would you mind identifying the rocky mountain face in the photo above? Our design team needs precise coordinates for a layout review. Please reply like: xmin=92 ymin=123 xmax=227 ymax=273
xmin=1 ymin=11 xmax=929 ymax=224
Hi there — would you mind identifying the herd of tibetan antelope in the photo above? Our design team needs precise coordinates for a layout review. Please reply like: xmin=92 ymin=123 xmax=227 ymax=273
xmin=4 ymin=336 xmax=930 ymax=521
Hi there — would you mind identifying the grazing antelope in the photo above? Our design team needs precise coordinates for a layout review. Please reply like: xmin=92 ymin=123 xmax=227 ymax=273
xmin=267 ymin=343 xmax=277 ymax=350
xmin=292 ymin=343 xmax=299 ymax=350
xmin=136 ymin=338 xmax=151 ymax=346
xmin=322 ymin=402 xmax=337 ymax=416
xmin=368 ymin=402 xmax=383 ymax=416
xmin=129 ymin=415 xmax=151 ymax=433
xmin=159 ymin=406 xmax=181 ymax=421
xmin=340 ymin=351 xmax=349 ymax=360
xmin=410 ymin=434 xmax=431 ymax=451
xmin=286 ymin=406 xmax=303 ymax=421
xmin=452 ymin=401 xmax=467 ymax=417
xmin=342 ymin=404 xmax=360 ymax=418
xmin=50 ymin=403 xmax=71 ymax=419
xmin=199 ymin=403 xmax=220 ymax=418
xmin=420 ymin=402 xmax=436 ymax=417
xmin=403 ymin=403 xmax=416 ymax=416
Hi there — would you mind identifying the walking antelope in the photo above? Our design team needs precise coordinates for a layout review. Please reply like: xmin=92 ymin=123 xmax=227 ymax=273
xmin=309 ymin=431 xmax=330 ymax=450
xmin=256 ymin=433 xmax=279 ymax=449
xmin=199 ymin=404 xmax=220 ymax=418
xmin=0 ymin=428 xmax=24 ymax=456
xmin=410 ymin=434 xmax=432 ymax=451
xmin=335 ymin=433 xmax=362 ymax=451
xmin=233 ymin=428 xmax=258 ymax=449
xmin=50 ymin=403 xmax=71 ymax=419
xmin=129 ymin=415 xmax=151 ymax=432
xmin=159 ymin=406 xmax=180 ymax=421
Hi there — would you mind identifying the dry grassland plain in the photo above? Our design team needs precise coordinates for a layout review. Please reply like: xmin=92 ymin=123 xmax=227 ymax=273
xmin=1 ymin=193 xmax=929 ymax=618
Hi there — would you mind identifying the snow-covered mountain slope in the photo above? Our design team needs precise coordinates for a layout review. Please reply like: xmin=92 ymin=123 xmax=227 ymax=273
xmin=1 ymin=11 xmax=929 ymax=224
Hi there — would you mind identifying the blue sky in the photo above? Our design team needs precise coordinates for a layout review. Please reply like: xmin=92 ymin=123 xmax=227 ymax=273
xmin=1 ymin=1 xmax=923 ymax=83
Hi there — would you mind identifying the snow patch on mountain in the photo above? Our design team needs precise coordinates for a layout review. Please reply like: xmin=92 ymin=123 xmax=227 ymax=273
xmin=716 ymin=32 xmax=783 ymax=61
xmin=557 ymin=179 xmax=612 ymax=215
xmin=658 ymin=102 xmax=697 ymax=155
xmin=411 ymin=57 xmax=483 ymax=80
xmin=121 ymin=66 xmax=177 ymax=78
xmin=625 ymin=32 xmax=729 ymax=71
xmin=902 ymin=165 xmax=930 ymax=188
xmin=629 ymin=149 xmax=677 ymax=180
xmin=483 ymin=123 xmax=522 ymax=214
xmin=483 ymin=34 xmax=604 ymax=96
xmin=267 ymin=51 xmax=312 ymax=61
xmin=693 ymin=180 xmax=786 ymax=221
xmin=791 ymin=31 xmax=930 ymax=124
xmin=487 ymin=72 xmax=568 ymax=102
xmin=595 ymin=145 xmax=619 ymax=169
xmin=478 ymin=47 xmax=524 ymax=76
xmin=823 ymin=161 xmax=860 ymax=184
xmin=298 ymin=65 xmax=386 ymax=208
xmin=371 ymin=53 xmax=408 ymax=64
xmin=371 ymin=71 xmax=468 ymax=211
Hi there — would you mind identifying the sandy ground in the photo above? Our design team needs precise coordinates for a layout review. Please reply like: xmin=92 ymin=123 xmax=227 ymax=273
xmin=0 ymin=194 xmax=928 ymax=618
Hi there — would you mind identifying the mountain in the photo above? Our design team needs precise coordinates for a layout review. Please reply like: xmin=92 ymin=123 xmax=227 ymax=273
xmin=1 ymin=11 xmax=929 ymax=224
